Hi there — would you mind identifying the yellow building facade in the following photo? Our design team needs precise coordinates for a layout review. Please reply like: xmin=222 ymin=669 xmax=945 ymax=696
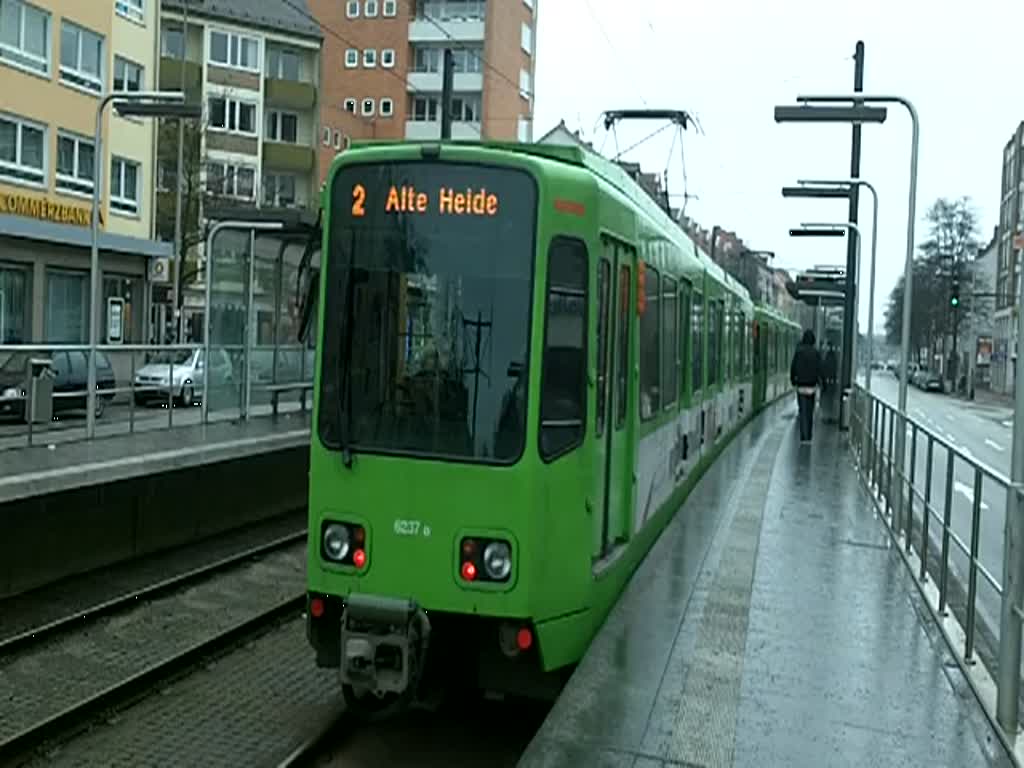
xmin=0 ymin=0 xmax=167 ymax=345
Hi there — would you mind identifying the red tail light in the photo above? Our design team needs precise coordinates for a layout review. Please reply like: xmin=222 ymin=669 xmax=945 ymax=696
xmin=461 ymin=561 xmax=477 ymax=581
xmin=353 ymin=549 xmax=367 ymax=569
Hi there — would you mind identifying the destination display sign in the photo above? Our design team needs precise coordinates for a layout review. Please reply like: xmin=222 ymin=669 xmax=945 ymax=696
xmin=351 ymin=183 xmax=500 ymax=218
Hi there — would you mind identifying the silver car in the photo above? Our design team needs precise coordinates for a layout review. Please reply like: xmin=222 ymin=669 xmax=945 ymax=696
xmin=133 ymin=348 xmax=234 ymax=406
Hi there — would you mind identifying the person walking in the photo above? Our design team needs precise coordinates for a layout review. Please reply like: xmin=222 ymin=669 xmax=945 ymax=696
xmin=790 ymin=329 xmax=823 ymax=443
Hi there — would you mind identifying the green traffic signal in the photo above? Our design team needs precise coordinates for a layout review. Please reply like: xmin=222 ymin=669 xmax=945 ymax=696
xmin=951 ymin=296 xmax=959 ymax=307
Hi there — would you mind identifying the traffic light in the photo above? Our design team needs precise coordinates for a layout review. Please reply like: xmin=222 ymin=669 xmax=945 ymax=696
xmin=950 ymin=278 xmax=960 ymax=307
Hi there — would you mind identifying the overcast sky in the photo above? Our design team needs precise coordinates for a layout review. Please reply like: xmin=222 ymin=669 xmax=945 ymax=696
xmin=532 ymin=0 xmax=1021 ymax=333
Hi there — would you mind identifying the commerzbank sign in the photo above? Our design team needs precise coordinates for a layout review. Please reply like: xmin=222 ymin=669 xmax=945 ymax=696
xmin=0 ymin=192 xmax=103 ymax=227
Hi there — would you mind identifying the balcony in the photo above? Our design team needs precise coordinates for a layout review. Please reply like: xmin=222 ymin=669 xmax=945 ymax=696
xmin=406 ymin=71 xmax=483 ymax=93
xmin=158 ymin=57 xmax=202 ymax=103
xmin=405 ymin=120 xmax=480 ymax=141
xmin=408 ymin=18 xmax=485 ymax=42
xmin=263 ymin=142 xmax=316 ymax=174
xmin=265 ymin=78 xmax=317 ymax=111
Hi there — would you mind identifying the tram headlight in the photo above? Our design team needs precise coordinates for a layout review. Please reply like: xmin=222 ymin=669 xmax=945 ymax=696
xmin=323 ymin=523 xmax=351 ymax=562
xmin=483 ymin=541 xmax=512 ymax=580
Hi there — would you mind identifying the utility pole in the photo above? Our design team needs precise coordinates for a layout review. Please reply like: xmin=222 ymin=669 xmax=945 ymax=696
xmin=839 ymin=41 xmax=865 ymax=417
xmin=440 ymin=48 xmax=454 ymax=140
xmin=170 ymin=0 xmax=189 ymax=344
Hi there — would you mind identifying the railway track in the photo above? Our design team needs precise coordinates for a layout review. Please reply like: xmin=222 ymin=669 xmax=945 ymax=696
xmin=0 ymin=536 xmax=307 ymax=767
xmin=0 ymin=529 xmax=306 ymax=655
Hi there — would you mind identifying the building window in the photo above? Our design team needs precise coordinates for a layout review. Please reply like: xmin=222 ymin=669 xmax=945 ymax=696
xmin=322 ymin=126 xmax=331 ymax=145
xmin=266 ymin=110 xmax=298 ymax=143
xmin=110 ymin=156 xmax=139 ymax=215
xmin=523 ymin=0 xmax=533 ymax=8
xmin=414 ymin=0 xmax=486 ymax=21
xmin=0 ymin=112 xmax=45 ymax=186
xmin=60 ymin=20 xmax=104 ymax=93
xmin=380 ymin=98 xmax=393 ymax=117
xmin=207 ymin=96 xmax=257 ymax=136
xmin=156 ymin=159 xmax=175 ymax=192
xmin=383 ymin=0 xmax=397 ymax=16
xmin=267 ymin=46 xmax=300 ymax=80
xmin=381 ymin=48 xmax=395 ymax=67
xmin=361 ymin=98 xmax=375 ymax=116
xmin=521 ymin=22 xmax=532 ymax=54
xmin=539 ymin=237 xmax=588 ymax=459
xmin=346 ymin=0 xmax=359 ymax=18
xmin=45 ymin=269 xmax=88 ymax=343
xmin=333 ymin=129 xmax=341 ymax=149
xmin=263 ymin=172 xmax=296 ymax=207
xmin=517 ymin=117 xmax=529 ymax=143
xmin=449 ymin=95 xmax=480 ymax=122
xmin=344 ymin=98 xmax=357 ymax=114
xmin=208 ymin=29 xmax=259 ymax=72
xmin=0 ymin=262 xmax=31 ymax=343
xmin=113 ymin=55 xmax=143 ymax=92
xmin=161 ymin=24 xmax=183 ymax=58
xmin=519 ymin=68 xmax=530 ymax=100
xmin=363 ymin=48 xmax=376 ymax=67
xmin=207 ymin=161 xmax=254 ymax=200
xmin=365 ymin=0 xmax=378 ymax=17
xmin=0 ymin=0 xmax=50 ymax=75
xmin=115 ymin=0 xmax=144 ymax=23
xmin=410 ymin=95 xmax=437 ymax=121
xmin=56 ymin=131 xmax=95 ymax=195
xmin=344 ymin=48 xmax=358 ymax=68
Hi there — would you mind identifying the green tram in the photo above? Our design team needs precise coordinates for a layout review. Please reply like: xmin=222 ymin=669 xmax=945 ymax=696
xmin=300 ymin=139 xmax=801 ymax=713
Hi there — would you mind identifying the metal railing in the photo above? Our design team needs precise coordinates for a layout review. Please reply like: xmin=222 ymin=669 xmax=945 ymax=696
xmin=849 ymin=384 xmax=1024 ymax=760
xmin=0 ymin=342 xmax=314 ymax=452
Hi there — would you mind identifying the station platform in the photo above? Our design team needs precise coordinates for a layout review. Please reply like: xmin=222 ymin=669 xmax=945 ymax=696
xmin=519 ymin=400 xmax=1013 ymax=768
xmin=0 ymin=409 xmax=311 ymax=504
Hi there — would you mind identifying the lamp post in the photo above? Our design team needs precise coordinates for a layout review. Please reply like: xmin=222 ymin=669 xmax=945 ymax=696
xmin=87 ymin=91 xmax=200 ymax=439
xmin=783 ymin=178 xmax=880 ymax=393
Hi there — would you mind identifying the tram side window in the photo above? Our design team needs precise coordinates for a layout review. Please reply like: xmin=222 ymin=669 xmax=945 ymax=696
xmin=707 ymin=300 xmax=719 ymax=388
xmin=734 ymin=310 xmax=743 ymax=378
xmin=679 ymin=281 xmax=692 ymax=402
xmin=662 ymin=276 xmax=678 ymax=408
xmin=595 ymin=259 xmax=611 ymax=437
xmin=639 ymin=264 xmax=661 ymax=420
xmin=615 ymin=264 xmax=630 ymax=429
xmin=539 ymin=237 xmax=588 ymax=461
xmin=692 ymin=291 xmax=703 ymax=393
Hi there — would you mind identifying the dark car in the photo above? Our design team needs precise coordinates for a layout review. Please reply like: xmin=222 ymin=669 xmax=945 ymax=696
xmin=0 ymin=349 xmax=116 ymax=420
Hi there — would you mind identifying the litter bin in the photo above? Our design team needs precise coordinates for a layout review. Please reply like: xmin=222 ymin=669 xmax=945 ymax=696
xmin=27 ymin=357 xmax=54 ymax=424
xmin=840 ymin=388 xmax=851 ymax=431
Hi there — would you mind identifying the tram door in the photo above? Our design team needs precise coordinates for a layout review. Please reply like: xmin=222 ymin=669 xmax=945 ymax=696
xmin=593 ymin=236 xmax=635 ymax=562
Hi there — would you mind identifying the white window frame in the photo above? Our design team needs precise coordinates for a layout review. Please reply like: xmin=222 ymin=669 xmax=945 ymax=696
xmin=344 ymin=48 xmax=358 ymax=68
xmin=346 ymin=1 xmax=359 ymax=18
xmin=381 ymin=48 xmax=395 ymax=68
xmin=266 ymin=45 xmax=301 ymax=81
xmin=520 ymin=23 xmax=532 ymax=54
xmin=322 ymin=126 xmax=331 ymax=146
xmin=361 ymin=98 xmax=375 ymax=117
xmin=382 ymin=0 xmax=397 ymax=16
xmin=114 ymin=0 xmax=144 ymax=24
xmin=266 ymin=109 xmax=299 ymax=143
xmin=519 ymin=68 xmax=530 ymax=100
xmin=333 ymin=129 xmax=342 ymax=150
xmin=365 ymin=0 xmax=378 ymax=17
xmin=522 ymin=0 xmax=533 ymax=9
xmin=113 ymin=55 xmax=144 ymax=93
xmin=379 ymin=98 xmax=393 ymax=117
xmin=0 ymin=0 xmax=51 ymax=76
xmin=206 ymin=160 xmax=255 ymax=200
xmin=343 ymin=98 xmax=356 ymax=114
xmin=363 ymin=48 xmax=376 ymax=68
xmin=60 ymin=20 xmax=104 ymax=94
xmin=109 ymin=156 xmax=140 ymax=216
xmin=0 ymin=111 xmax=46 ymax=187
xmin=262 ymin=171 xmax=297 ymax=208
xmin=207 ymin=95 xmax=258 ymax=137
xmin=208 ymin=28 xmax=260 ymax=73
xmin=56 ymin=130 xmax=95 ymax=196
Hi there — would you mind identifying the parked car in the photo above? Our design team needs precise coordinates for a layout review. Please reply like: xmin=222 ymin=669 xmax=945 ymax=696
xmin=133 ymin=348 xmax=234 ymax=406
xmin=0 ymin=349 xmax=116 ymax=420
xmin=915 ymin=368 xmax=943 ymax=392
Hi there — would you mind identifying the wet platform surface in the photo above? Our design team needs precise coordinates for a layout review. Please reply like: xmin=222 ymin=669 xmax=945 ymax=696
xmin=519 ymin=400 xmax=1012 ymax=768
xmin=0 ymin=410 xmax=310 ymax=504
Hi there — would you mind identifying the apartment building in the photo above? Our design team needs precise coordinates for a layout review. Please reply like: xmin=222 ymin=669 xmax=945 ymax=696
xmin=0 ymin=0 xmax=165 ymax=345
xmin=309 ymin=0 xmax=538 ymax=183
xmin=991 ymin=121 xmax=1024 ymax=395
xmin=155 ymin=0 xmax=322 ymax=340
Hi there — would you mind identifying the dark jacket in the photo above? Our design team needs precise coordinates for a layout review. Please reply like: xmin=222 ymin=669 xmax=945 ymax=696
xmin=790 ymin=333 xmax=822 ymax=388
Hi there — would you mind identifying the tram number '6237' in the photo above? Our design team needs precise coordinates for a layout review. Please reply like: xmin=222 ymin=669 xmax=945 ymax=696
xmin=393 ymin=519 xmax=431 ymax=537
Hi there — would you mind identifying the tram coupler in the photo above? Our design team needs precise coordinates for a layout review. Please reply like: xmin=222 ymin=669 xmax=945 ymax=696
xmin=339 ymin=593 xmax=430 ymax=695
